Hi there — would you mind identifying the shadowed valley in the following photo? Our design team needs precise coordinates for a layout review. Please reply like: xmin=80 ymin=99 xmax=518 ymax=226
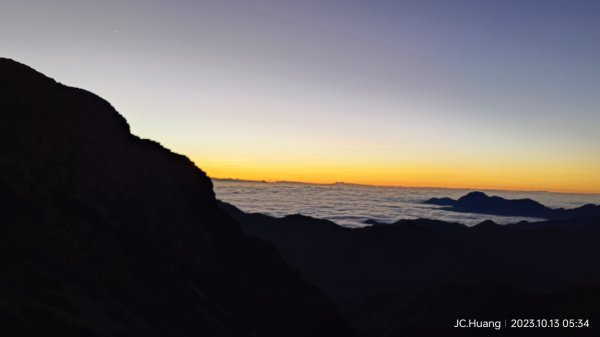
xmin=220 ymin=201 xmax=600 ymax=336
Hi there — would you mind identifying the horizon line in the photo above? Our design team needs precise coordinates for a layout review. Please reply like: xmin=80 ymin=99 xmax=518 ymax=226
xmin=209 ymin=176 xmax=600 ymax=196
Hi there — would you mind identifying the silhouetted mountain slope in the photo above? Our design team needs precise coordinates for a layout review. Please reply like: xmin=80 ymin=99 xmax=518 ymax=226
xmin=0 ymin=58 xmax=353 ymax=337
xmin=424 ymin=191 xmax=600 ymax=219
xmin=350 ymin=282 xmax=600 ymax=337
xmin=221 ymin=201 xmax=600 ymax=336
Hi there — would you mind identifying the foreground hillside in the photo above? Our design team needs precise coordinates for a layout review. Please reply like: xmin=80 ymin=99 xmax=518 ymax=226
xmin=221 ymin=201 xmax=600 ymax=336
xmin=0 ymin=58 xmax=353 ymax=337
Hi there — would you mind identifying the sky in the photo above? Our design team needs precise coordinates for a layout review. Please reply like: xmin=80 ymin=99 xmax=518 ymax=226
xmin=2 ymin=0 xmax=599 ymax=193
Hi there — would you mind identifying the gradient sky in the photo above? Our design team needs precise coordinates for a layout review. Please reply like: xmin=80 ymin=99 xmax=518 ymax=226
xmin=2 ymin=0 xmax=599 ymax=193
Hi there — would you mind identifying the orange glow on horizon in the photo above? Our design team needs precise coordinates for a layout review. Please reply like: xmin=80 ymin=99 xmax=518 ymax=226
xmin=193 ymin=157 xmax=600 ymax=195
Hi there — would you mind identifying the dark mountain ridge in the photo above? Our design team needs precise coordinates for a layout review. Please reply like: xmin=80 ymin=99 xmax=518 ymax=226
xmin=220 ymin=201 xmax=600 ymax=336
xmin=424 ymin=191 xmax=600 ymax=219
xmin=0 ymin=58 xmax=353 ymax=337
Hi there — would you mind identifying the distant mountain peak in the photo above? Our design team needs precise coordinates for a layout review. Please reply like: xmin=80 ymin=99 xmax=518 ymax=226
xmin=424 ymin=191 xmax=600 ymax=220
xmin=460 ymin=191 xmax=488 ymax=199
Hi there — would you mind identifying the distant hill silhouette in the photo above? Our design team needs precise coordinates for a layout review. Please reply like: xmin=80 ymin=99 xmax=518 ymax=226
xmin=0 ymin=58 xmax=353 ymax=337
xmin=220 ymin=201 xmax=600 ymax=336
xmin=424 ymin=191 xmax=600 ymax=219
